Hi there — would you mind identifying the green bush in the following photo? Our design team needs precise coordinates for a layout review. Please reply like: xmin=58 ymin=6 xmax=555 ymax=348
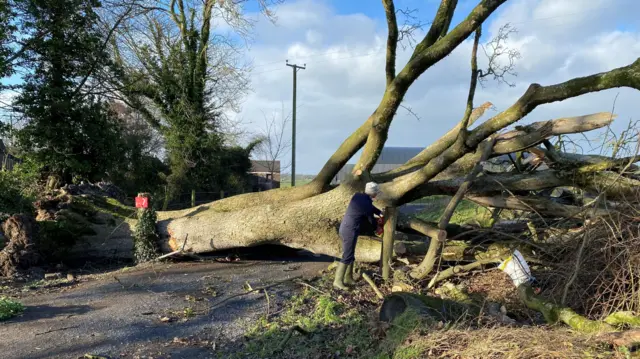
xmin=0 ymin=172 xmax=34 ymax=215
xmin=133 ymin=206 xmax=160 ymax=262
xmin=0 ymin=157 xmax=42 ymax=215
xmin=0 ymin=296 xmax=24 ymax=321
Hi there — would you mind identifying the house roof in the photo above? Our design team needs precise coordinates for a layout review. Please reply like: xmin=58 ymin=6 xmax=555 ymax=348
xmin=251 ymin=160 xmax=280 ymax=173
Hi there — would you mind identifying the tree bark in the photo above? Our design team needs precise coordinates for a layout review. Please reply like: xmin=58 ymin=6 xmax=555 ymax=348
xmin=381 ymin=206 xmax=397 ymax=280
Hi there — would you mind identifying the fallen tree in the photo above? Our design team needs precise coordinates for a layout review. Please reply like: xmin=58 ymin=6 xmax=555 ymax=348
xmin=68 ymin=0 xmax=640 ymax=268
xmin=5 ymin=0 xmax=620 ymax=294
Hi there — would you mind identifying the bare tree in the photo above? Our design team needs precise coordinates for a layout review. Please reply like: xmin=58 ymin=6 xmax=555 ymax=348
xmin=254 ymin=104 xmax=292 ymax=184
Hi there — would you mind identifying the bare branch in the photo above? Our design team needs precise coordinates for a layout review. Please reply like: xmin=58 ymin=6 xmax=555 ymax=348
xmin=478 ymin=23 xmax=521 ymax=87
xmin=459 ymin=26 xmax=482 ymax=138
xmin=255 ymin=104 xmax=292 ymax=178
xmin=72 ymin=4 xmax=136 ymax=98
xmin=395 ymin=7 xmax=427 ymax=50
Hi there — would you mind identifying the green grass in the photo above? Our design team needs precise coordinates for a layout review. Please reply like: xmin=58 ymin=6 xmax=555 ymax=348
xmin=229 ymin=279 xmax=375 ymax=359
xmin=221 ymin=269 xmax=621 ymax=359
xmin=414 ymin=195 xmax=495 ymax=227
xmin=0 ymin=296 xmax=24 ymax=321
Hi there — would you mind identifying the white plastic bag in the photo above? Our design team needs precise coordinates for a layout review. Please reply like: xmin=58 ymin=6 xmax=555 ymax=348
xmin=498 ymin=250 xmax=533 ymax=287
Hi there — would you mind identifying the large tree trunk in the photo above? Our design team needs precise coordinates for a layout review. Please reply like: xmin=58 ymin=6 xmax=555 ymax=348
xmin=156 ymin=185 xmax=365 ymax=259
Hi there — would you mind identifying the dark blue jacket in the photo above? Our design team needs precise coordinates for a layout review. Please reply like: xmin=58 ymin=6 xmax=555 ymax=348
xmin=339 ymin=193 xmax=382 ymax=237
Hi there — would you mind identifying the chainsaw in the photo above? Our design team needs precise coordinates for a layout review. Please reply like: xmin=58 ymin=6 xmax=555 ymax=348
xmin=375 ymin=215 xmax=384 ymax=236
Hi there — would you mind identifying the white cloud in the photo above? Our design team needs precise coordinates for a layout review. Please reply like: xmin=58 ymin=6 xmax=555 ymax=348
xmin=235 ymin=0 xmax=640 ymax=174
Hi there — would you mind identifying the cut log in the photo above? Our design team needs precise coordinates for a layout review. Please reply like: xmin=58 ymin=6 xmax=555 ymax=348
xmin=379 ymin=292 xmax=479 ymax=323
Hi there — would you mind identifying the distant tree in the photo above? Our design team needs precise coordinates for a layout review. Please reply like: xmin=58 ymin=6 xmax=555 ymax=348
xmin=254 ymin=105 xmax=291 ymax=182
xmin=107 ymin=101 xmax=168 ymax=195
xmin=0 ymin=0 xmax=15 ymax=79
xmin=14 ymin=0 xmax=124 ymax=183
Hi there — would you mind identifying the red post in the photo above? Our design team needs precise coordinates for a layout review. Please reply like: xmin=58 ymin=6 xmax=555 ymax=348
xmin=135 ymin=193 xmax=150 ymax=209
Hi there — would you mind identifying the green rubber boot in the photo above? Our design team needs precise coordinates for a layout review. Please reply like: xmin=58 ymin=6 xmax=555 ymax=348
xmin=344 ymin=263 xmax=356 ymax=286
xmin=333 ymin=262 xmax=349 ymax=290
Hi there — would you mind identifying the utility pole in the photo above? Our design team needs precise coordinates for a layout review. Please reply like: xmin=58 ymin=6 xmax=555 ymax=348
xmin=286 ymin=60 xmax=305 ymax=187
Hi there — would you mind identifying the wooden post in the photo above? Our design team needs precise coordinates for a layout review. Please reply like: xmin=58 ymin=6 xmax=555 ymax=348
xmin=381 ymin=206 xmax=397 ymax=281
xmin=191 ymin=189 xmax=196 ymax=207
xmin=220 ymin=190 xmax=225 ymax=199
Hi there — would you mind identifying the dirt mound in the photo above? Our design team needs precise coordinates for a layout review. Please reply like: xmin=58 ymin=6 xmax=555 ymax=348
xmin=0 ymin=214 xmax=39 ymax=277
xmin=34 ymin=193 xmax=72 ymax=221
xmin=61 ymin=181 xmax=126 ymax=202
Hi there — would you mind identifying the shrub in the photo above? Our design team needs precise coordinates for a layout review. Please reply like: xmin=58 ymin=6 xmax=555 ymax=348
xmin=0 ymin=296 xmax=24 ymax=321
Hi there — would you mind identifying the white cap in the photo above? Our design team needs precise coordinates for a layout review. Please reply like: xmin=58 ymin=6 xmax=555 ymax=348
xmin=365 ymin=182 xmax=380 ymax=196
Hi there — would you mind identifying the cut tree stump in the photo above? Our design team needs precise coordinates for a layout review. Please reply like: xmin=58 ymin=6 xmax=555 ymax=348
xmin=379 ymin=292 xmax=479 ymax=324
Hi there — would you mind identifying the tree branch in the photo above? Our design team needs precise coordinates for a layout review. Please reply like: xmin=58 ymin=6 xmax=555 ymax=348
xmin=352 ymin=0 xmax=507 ymax=175
xmin=382 ymin=0 xmax=398 ymax=86
xmin=374 ymin=102 xmax=493 ymax=182
xmin=459 ymin=26 xmax=482 ymax=135
xmin=411 ymin=138 xmax=495 ymax=279
xmin=384 ymin=58 xmax=640 ymax=201
xmin=427 ymin=258 xmax=502 ymax=289
xmin=411 ymin=0 xmax=459 ymax=59
xmin=467 ymin=195 xmax=608 ymax=218
xmin=72 ymin=5 xmax=135 ymax=98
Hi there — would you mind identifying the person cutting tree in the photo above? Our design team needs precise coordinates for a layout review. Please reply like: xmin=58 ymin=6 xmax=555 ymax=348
xmin=334 ymin=182 xmax=383 ymax=290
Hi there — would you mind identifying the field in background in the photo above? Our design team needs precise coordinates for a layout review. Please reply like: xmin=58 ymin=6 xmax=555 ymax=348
xmin=279 ymin=174 xmax=315 ymax=188
xmin=412 ymin=195 xmax=496 ymax=227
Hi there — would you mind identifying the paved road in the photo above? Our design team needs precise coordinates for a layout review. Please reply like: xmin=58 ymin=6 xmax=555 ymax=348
xmin=0 ymin=254 xmax=330 ymax=359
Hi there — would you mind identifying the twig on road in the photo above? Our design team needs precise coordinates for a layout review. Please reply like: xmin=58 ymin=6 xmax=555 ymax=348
xmin=35 ymin=325 xmax=79 ymax=336
xmin=295 ymin=280 xmax=328 ymax=295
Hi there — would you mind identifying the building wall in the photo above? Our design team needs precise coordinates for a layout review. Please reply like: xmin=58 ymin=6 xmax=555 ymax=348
xmin=249 ymin=172 xmax=281 ymax=191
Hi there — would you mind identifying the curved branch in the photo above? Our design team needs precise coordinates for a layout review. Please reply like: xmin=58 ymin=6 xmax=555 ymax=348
xmin=411 ymin=139 xmax=494 ymax=279
xmin=468 ymin=59 xmax=640 ymax=145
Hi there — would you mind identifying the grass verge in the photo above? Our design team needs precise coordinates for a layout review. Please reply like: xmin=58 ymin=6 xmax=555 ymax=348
xmin=221 ymin=268 xmax=623 ymax=359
